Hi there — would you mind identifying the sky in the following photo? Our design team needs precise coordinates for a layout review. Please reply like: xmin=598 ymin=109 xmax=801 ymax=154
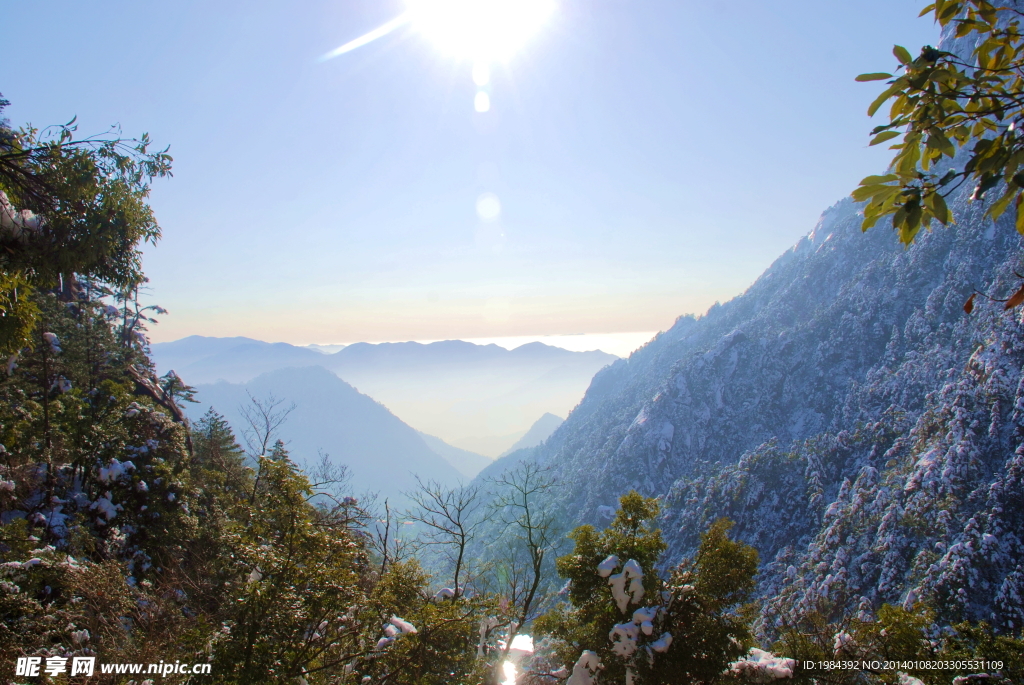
xmin=2 ymin=1 xmax=941 ymax=352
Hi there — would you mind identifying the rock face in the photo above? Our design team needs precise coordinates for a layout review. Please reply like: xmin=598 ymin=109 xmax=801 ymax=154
xmin=501 ymin=189 xmax=1024 ymax=632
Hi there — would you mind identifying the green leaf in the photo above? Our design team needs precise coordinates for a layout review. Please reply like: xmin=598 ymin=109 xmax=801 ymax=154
xmin=861 ymin=174 xmax=899 ymax=185
xmin=868 ymin=83 xmax=903 ymax=117
xmin=924 ymin=191 xmax=950 ymax=224
xmin=1017 ymin=194 xmax=1024 ymax=235
xmin=856 ymin=72 xmax=893 ymax=82
xmin=894 ymin=45 xmax=913 ymax=65
xmin=927 ymin=130 xmax=956 ymax=157
xmin=870 ymin=131 xmax=901 ymax=146
xmin=861 ymin=214 xmax=883 ymax=232
xmin=988 ymin=186 xmax=1016 ymax=220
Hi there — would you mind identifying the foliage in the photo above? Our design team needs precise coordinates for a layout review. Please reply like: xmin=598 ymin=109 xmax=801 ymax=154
xmin=0 ymin=287 xmax=500 ymax=684
xmin=777 ymin=602 xmax=1024 ymax=684
xmin=853 ymin=1 xmax=1024 ymax=245
xmin=536 ymin=492 xmax=758 ymax=685
xmin=0 ymin=97 xmax=171 ymax=353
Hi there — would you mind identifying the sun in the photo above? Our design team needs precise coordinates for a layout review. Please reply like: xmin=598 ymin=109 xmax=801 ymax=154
xmin=405 ymin=0 xmax=555 ymax=62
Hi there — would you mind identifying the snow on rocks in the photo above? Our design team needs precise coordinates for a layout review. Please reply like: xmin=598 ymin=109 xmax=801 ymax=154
xmin=728 ymin=649 xmax=794 ymax=681
xmin=566 ymin=651 xmax=603 ymax=685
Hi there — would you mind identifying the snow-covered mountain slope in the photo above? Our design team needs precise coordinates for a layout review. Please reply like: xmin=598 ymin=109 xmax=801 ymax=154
xmin=492 ymin=191 xmax=1024 ymax=632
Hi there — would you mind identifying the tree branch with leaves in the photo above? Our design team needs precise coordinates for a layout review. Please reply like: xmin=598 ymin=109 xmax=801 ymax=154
xmin=854 ymin=1 xmax=1024 ymax=245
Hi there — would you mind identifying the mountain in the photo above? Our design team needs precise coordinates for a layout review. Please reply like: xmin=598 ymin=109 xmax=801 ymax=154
xmin=153 ymin=335 xmax=324 ymax=383
xmin=189 ymin=365 xmax=463 ymax=501
xmin=306 ymin=343 xmax=347 ymax=354
xmin=153 ymin=338 xmax=617 ymax=455
xmin=327 ymin=342 xmax=615 ymax=456
xmin=416 ymin=431 xmax=492 ymax=479
xmin=478 ymin=190 xmax=1024 ymax=634
xmin=499 ymin=412 xmax=563 ymax=457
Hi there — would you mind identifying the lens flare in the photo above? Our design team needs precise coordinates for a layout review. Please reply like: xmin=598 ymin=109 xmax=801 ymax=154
xmin=476 ymin=192 xmax=501 ymax=220
xmin=320 ymin=13 xmax=411 ymax=61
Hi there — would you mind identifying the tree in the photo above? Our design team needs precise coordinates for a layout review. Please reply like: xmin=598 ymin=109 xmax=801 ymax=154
xmin=486 ymin=462 xmax=559 ymax=671
xmin=852 ymin=1 xmax=1024 ymax=255
xmin=0 ymin=97 xmax=171 ymax=353
xmin=536 ymin=496 xmax=759 ymax=685
xmin=237 ymin=392 xmax=295 ymax=502
xmin=406 ymin=477 xmax=482 ymax=595
xmin=776 ymin=602 xmax=1024 ymax=684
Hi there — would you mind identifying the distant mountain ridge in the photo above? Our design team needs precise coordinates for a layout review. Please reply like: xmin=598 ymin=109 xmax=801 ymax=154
xmin=153 ymin=338 xmax=615 ymax=385
xmin=154 ymin=338 xmax=618 ymax=456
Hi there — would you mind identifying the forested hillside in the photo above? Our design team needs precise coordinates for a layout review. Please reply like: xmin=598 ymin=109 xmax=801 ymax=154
xmin=506 ymin=185 xmax=1024 ymax=630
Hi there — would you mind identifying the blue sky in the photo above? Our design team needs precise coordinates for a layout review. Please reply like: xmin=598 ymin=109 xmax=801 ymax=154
xmin=2 ymin=1 xmax=940 ymax=346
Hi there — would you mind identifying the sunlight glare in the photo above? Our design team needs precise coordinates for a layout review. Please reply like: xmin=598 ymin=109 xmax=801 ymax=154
xmin=501 ymin=660 xmax=517 ymax=685
xmin=406 ymin=0 xmax=555 ymax=61
xmin=474 ymin=91 xmax=491 ymax=112
xmin=473 ymin=62 xmax=491 ymax=86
